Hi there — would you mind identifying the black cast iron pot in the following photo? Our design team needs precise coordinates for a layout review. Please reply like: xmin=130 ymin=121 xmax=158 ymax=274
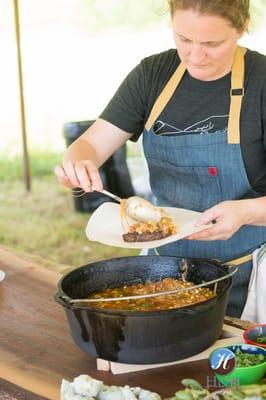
xmin=55 ymin=256 xmax=232 ymax=364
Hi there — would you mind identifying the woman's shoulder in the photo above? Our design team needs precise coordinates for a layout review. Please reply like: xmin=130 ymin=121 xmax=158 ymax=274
xmin=140 ymin=49 xmax=180 ymax=78
xmin=142 ymin=48 xmax=180 ymax=65
xmin=138 ymin=49 xmax=180 ymax=93
xmin=245 ymin=48 xmax=266 ymax=78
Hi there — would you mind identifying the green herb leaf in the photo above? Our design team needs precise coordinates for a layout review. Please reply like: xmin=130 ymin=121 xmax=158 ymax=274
xmin=172 ymin=390 xmax=194 ymax=400
xmin=181 ymin=379 xmax=204 ymax=391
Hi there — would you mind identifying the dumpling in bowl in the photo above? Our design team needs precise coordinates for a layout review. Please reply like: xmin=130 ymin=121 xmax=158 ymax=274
xmin=73 ymin=375 xmax=103 ymax=397
xmin=61 ymin=375 xmax=103 ymax=400
xmin=131 ymin=387 xmax=161 ymax=400
xmin=61 ymin=379 xmax=94 ymax=400
xmin=60 ymin=375 xmax=162 ymax=400
xmin=98 ymin=385 xmax=137 ymax=400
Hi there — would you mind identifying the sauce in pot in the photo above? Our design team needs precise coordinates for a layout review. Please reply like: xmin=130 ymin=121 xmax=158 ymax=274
xmin=87 ymin=277 xmax=215 ymax=311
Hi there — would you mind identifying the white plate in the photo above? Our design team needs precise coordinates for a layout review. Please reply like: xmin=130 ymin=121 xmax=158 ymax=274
xmin=0 ymin=270 xmax=5 ymax=281
xmin=86 ymin=202 xmax=211 ymax=249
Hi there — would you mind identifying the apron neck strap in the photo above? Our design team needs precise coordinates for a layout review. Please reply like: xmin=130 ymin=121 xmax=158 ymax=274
xmin=144 ymin=46 xmax=246 ymax=145
xmin=145 ymin=61 xmax=186 ymax=131
xmin=228 ymin=46 xmax=246 ymax=144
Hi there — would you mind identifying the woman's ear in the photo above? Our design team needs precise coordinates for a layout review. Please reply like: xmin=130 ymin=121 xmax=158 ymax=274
xmin=238 ymin=30 xmax=246 ymax=40
xmin=241 ymin=19 xmax=250 ymax=36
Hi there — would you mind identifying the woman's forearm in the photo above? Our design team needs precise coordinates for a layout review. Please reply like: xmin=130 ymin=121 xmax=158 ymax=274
xmin=55 ymin=119 xmax=132 ymax=191
xmin=243 ymin=196 xmax=266 ymax=226
xmin=63 ymin=118 xmax=131 ymax=168
xmin=63 ymin=138 xmax=99 ymax=165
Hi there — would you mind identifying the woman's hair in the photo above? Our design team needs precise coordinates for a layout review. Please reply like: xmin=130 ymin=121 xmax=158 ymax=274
xmin=167 ymin=0 xmax=250 ymax=32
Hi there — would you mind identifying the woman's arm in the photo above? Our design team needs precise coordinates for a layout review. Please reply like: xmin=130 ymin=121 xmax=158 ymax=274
xmin=187 ymin=197 xmax=266 ymax=241
xmin=244 ymin=196 xmax=266 ymax=226
xmin=54 ymin=118 xmax=132 ymax=192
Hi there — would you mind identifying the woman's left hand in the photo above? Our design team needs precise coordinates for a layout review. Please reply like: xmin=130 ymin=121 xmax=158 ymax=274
xmin=187 ymin=200 xmax=249 ymax=241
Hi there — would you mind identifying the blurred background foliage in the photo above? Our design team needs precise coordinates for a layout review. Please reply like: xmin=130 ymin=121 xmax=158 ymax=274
xmin=83 ymin=0 xmax=169 ymax=32
xmin=250 ymin=0 xmax=266 ymax=30
xmin=81 ymin=0 xmax=266 ymax=33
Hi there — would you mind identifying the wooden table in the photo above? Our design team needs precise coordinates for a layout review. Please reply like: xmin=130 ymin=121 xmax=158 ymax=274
xmin=0 ymin=246 xmax=248 ymax=400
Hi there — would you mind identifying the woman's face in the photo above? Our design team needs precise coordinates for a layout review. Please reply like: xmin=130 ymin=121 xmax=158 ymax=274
xmin=172 ymin=9 xmax=244 ymax=81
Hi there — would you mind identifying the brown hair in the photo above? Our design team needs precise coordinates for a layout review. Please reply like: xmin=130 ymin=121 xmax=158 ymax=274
xmin=167 ymin=0 xmax=250 ymax=32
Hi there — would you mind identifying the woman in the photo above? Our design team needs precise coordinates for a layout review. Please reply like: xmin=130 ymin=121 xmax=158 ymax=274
xmin=55 ymin=0 xmax=266 ymax=318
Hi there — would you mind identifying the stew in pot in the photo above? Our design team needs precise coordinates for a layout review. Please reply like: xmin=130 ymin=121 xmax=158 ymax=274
xmin=87 ymin=277 xmax=215 ymax=311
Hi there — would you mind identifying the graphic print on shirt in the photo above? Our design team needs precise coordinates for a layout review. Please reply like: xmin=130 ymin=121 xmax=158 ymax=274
xmin=153 ymin=114 xmax=229 ymax=136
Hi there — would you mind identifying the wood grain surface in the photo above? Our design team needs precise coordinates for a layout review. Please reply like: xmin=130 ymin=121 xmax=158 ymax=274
xmin=0 ymin=378 xmax=49 ymax=400
xmin=0 ymin=246 xmax=237 ymax=400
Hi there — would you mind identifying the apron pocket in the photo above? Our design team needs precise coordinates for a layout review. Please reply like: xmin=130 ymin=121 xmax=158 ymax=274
xmin=147 ymin=158 xmax=222 ymax=211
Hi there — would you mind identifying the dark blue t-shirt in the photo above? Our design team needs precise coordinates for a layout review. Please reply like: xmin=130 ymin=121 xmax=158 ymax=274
xmin=100 ymin=48 xmax=266 ymax=194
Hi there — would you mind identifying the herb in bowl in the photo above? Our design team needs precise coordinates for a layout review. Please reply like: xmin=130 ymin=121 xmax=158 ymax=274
xmin=257 ymin=336 xmax=266 ymax=345
xmin=235 ymin=348 xmax=265 ymax=367
xmin=171 ymin=379 xmax=266 ymax=399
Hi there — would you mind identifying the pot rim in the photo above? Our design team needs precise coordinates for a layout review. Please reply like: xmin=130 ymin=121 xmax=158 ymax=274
xmin=55 ymin=255 xmax=232 ymax=315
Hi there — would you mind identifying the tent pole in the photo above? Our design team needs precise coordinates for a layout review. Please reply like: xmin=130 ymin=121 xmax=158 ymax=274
xmin=13 ymin=0 xmax=31 ymax=191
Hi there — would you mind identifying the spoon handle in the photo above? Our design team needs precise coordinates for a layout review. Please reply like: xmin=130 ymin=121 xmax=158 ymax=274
xmin=92 ymin=186 xmax=121 ymax=203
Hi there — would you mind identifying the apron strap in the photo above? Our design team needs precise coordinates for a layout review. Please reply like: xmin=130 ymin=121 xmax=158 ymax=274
xmin=144 ymin=46 xmax=246 ymax=145
xmin=228 ymin=253 xmax=252 ymax=266
xmin=227 ymin=46 xmax=246 ymax=144
xmin=145 ymin=62 xmax=186 ymax=131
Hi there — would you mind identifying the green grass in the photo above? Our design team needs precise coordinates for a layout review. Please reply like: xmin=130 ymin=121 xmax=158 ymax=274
xmin=0 ymin=175 xmax=138 ymax=268
xmin=0 ymin=144 xmax=141 ymax=181
xmin=0 ymin=150 xmax=62 ymax=181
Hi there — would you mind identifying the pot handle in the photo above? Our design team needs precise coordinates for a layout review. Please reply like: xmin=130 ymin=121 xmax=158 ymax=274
xmin=55 ymin=290 xmax=87 ymax=309
xmin=54 ymin=290 xmax=72 ymax=306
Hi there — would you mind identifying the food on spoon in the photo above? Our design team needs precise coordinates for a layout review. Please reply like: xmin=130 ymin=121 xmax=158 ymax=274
xmin=87 ymin=277 xmax=215 ymax=311
xmin=124 ymin=196 xmax=162 ymax=223
xmin=120 ymin=197 xmax=177 ymax=242
xmin=61 ymin=374 xmax=161 ymax=400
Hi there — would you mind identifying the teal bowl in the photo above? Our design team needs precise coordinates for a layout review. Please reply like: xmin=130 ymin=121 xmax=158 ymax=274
xmin=213 ymin=344 xmax=266 ymax=387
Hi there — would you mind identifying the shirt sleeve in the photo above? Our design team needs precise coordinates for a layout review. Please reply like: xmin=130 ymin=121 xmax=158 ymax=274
xmin=263 ymin=80 xmax=266 ymax=153
xmin=99 ymin=61 xmax=148 ymax=141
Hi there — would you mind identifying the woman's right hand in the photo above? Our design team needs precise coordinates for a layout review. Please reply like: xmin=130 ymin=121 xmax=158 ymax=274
xmin=54 ymin=160 xmax=103 ymax=192
xmin=54 ymin=118 xmax=132 ymax=193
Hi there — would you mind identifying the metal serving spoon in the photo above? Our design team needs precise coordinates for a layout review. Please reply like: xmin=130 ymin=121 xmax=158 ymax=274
xmin=74 ymin=186 xmax=162 ymax=223
xmin=92 ymin=186 xmax=122 ymax=203
xmin=72 ymin=186 xmax=121 ymax=203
